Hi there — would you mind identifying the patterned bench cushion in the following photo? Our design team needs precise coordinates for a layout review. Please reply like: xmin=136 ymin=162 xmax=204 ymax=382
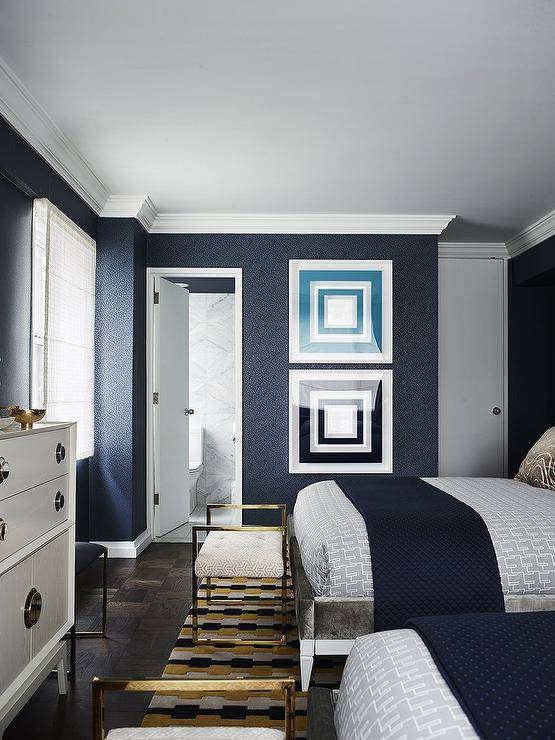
xmin=195 ymin=530 xmax=284 ymax=578
xmin=107 ymin=728 xmax=285 ymax=739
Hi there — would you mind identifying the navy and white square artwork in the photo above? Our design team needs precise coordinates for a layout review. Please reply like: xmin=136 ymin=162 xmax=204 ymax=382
xmin=289 ymin=370 xmax=393 ymax=473
xmin=289 ymin=259 xmax=392 ymax=363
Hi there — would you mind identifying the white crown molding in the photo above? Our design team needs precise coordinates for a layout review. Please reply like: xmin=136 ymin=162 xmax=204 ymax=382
xmin=506 ymin=208 xmax=555 ymax=258
xmin=438 ymin=242 xmax=508 ymax=259
xmin=1 ymin=48 xmax=551 ymax=252
xmin=0 ymin=54 xmax=108 ymax=213
xmin=149 ymin=213 xmax=456 ymax=235
xmin=100 ymin=194 xmax=157 ymax=232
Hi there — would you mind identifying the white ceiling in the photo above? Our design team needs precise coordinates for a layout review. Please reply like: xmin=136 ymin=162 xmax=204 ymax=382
xmin=0 ymin=0 xmax=554 ymax=241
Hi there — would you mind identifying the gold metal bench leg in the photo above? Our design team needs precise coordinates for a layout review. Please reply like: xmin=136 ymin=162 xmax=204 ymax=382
xmin=193 ymin=576 xmax=288 ymax=647
xmin=281 ymin=574 xmax=288 ymax=645
xmin=192 ymin=527 xmax=198 ymax=643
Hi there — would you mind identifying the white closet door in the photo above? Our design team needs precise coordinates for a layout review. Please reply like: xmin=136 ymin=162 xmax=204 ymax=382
xmin=439 ymin=258 xmax=506 ymax=477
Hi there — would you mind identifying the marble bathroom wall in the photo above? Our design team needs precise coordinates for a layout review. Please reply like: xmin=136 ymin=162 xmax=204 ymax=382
xmin=189 ymin=293 xmax=235 ymax=507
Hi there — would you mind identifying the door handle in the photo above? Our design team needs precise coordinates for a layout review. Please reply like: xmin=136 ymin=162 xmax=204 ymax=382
xmin=185 ymin=409 xmax=195 ymax=416
xmin=24 ymin=588 xmax=42 ymax=629
xmin=492 ymin=407 xmax=502 ymax=416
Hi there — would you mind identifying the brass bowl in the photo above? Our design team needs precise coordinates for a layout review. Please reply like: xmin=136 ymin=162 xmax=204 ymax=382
xmin=10 ymin=408 xmax=46 ymax=430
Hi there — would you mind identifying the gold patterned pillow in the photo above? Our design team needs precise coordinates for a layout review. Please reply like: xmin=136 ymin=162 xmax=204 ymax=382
xmin=515 ymin=426 xmax=555 ymax=490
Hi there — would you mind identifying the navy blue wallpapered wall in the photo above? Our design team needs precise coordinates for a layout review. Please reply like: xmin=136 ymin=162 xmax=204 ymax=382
xmin=0 ymin=114 xmax=97 ymax=541
xmin=0 ymin=116 xmax=97 ymax=238
xmin=148 ymin=234 xmax=439 ymax=515
xmin=508 ymin=241 xmax=555 ymax=474
xmin=0 ymin=174 xmax=32 ymax=408
xmin=93 ymin=218 xmax=147 ymax=541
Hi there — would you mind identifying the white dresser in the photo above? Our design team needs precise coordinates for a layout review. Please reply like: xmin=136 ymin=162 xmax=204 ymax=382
xmin=0 ymin=422 xmax=76 ymax=736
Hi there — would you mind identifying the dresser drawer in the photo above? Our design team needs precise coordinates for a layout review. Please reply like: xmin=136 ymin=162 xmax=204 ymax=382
xmin=0 ymin=476 xmax=69 ymax=563
xmin=0 ymin=428 xmax=69 ymax=501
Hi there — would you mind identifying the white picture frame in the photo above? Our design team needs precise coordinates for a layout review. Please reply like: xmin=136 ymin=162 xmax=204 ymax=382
xmin=289 ymin=259 xmax=393 ymax=363
xmin=289 ymin=369 xmax=393 ymax=473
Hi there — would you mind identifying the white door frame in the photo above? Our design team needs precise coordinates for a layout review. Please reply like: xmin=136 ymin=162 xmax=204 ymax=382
xmin=146 ymin=267 xmax=243 ymax=542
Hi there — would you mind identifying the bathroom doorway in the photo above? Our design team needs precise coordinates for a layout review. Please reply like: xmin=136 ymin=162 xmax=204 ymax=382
xmin=146 ymin=267 xmax=242 ymax=542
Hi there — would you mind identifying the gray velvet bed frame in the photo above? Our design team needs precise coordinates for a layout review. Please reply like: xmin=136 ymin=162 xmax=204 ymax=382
xmin=288 ymin=516 xmax=555 ymax=692
xmin=307 ymin=688 xmax=337 ymax=740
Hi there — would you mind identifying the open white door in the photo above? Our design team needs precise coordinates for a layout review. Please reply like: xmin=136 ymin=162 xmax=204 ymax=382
xmin=154 ymin=278 xmax=191 ymax=536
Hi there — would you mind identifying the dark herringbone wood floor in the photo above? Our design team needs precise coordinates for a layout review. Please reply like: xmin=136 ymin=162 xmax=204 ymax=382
xmin=5 ymin=543 xmax=192 ymax=740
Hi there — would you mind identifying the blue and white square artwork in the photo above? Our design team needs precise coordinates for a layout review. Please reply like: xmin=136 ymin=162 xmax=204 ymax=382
xmin=289 ymin=260 xmax=392 ymax=362
xmin=289 ymin=369 xmax=393 ymax=473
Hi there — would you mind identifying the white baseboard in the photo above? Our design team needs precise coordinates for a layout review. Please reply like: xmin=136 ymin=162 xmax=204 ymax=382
xmin=92 ymin=529 xmax=152 ymax=558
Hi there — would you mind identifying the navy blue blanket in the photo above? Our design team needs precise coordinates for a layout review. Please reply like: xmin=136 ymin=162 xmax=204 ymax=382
xmin=407 ymin=612 xmax=555 ymax=740
xmin=335 ymin=476 xmax=504 ymax=631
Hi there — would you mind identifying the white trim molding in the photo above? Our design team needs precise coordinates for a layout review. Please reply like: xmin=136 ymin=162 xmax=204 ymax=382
xmin=100 ymin=194 xmax=157 ymax=232
xmin=438 ymin=242 xmax=508 ymax=259
xmin=93 ymin=529 xmax=152 ymax=559
xmin=150 ymin=213 xmax=456 ymax=235
xmin=506 ymin=208 xmax=555 ymax=258
xmin=0 ymin=55 xmax=108 ymax=213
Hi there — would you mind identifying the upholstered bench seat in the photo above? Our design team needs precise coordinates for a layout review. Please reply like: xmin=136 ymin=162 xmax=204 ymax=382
xmin=107 ymin=728 xmax=285 ymax=739
xmin=195 ymin=530 xmax=284 ymax=579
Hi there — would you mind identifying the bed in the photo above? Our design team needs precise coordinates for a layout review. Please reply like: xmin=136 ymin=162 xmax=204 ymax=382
xmin=307 ymin=611 xmax=555 ymax=740
xmin=290 ymin=477 xmax=555 ymax=690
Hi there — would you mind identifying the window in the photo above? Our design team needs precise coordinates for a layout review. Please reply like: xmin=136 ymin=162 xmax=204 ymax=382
xmin=32 ymin=198 xmax=96 ymax=459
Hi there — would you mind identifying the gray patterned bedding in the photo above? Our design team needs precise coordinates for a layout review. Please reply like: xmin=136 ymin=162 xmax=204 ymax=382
xmin=334 ymin=630 xmax=477 ymax=740
xmin=293 ymin=477 xmax=555 ymax=597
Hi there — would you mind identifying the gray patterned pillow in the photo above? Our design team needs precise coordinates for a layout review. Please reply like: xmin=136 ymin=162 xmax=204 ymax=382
xmin=515 ymin=426 xmax=555 ymax=490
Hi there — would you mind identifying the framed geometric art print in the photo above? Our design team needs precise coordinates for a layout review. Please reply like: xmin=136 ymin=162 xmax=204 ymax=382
xmin=289 ymin=369 xmax=393 ymax=473
xmin=289 ymin=259 xmax=392 ymax=363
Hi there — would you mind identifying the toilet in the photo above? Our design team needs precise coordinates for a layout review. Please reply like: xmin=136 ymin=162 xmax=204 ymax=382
xmin=189 ymin=426 xmax=204 ymax=513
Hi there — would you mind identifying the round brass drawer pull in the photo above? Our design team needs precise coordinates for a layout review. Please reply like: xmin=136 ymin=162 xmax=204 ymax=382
xmin=0 ymin=518 xmax=7 ymax=541
xmin=55 ymin=442 xmax=66 ymax=464
xmin=54 ymin=491 xmax=65 ymax=512
xmin=24 ymin=588 xmax=42 ymax=629
xmin=0 ymin=457 xmax=10 ymax=483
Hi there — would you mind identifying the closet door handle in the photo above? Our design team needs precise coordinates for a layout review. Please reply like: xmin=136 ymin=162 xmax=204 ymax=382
xmin=24 ymin=588 xmax=42 ymax=629
xmin=0 ymin=457 xmax=10 ymax=483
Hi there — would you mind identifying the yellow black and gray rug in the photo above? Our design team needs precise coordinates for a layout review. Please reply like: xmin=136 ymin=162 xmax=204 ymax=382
xmin=142 ymin=577 xmax=345 ymax=738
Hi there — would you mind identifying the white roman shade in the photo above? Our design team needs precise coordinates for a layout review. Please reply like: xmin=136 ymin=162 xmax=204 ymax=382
xmin=32 ymin=198 xmax=96 ymax=459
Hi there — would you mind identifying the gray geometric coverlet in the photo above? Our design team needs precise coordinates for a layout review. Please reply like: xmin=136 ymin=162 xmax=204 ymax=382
xmin=293 ymin=477 xmax=555 ymax=597
xmin=334 ymin=630 xmax=478 ymax=740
